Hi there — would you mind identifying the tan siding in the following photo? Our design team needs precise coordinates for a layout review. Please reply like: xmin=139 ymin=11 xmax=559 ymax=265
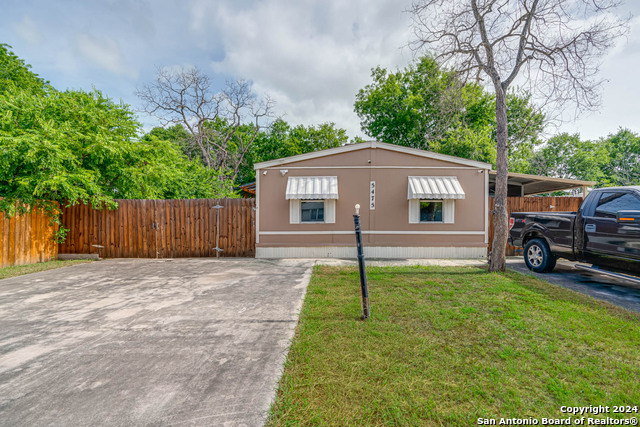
xmin=256 ymin=146 xmax=488 ymax=252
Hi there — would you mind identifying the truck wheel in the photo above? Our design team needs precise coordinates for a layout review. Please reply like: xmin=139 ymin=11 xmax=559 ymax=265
xmin=524 ymin=238 xmax=557 ymax=273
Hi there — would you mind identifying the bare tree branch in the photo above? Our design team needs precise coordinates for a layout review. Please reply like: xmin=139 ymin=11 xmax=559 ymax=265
xmin=409 ymin=0 xmax=629 ymax=271
xmin=136 ymin=67 xmax=275 ymax=181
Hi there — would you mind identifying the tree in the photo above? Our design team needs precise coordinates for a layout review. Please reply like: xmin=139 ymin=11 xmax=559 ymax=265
xmin=0 ymin=86 xmax=235 ymax=205
xmin=136 ymin=68 xmax=274 ymax=182
xmin=0 ymin=85 xmax=234 ymax=240
xmin=236 ymin=119 xmax=349 ymax=184
xmin=409 ymin=0 xmax=628 ymax=271
xmin=0 ymin=43 xmax=48 ymax=95
xmin=604 ymin=129 xmax=640 ymax=186
xmin=430 ymin=126 xmax=497 ymax=165
xmin=355 ymin=57 xmax=472 ymax=148
xmin=529 ymin=133 xmax=609 ymax=184
xmin=354 ymin=56 xmax=545 ymax=169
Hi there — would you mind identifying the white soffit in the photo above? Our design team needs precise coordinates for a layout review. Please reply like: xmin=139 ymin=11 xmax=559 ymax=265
xmin=408 ymin=176 xmax=465 ymax=200
xmin=286 ymin=176 xmax=339 ymax=200
xmin=254 ymin=141 xmax=492 ymax=169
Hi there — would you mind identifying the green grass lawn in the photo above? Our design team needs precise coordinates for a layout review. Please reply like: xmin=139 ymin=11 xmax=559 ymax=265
xmin=267 ymin=266 xmax=640 ymax=426
xmin=0 ymin=260 xmax=92 ymax=280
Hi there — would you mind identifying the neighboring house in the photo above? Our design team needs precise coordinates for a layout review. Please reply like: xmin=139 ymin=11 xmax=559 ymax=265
xmin=253 ymin=141 xmax=491 ymax=258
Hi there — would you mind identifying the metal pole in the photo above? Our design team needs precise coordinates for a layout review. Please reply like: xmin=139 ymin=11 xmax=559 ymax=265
xmin=211 ymin=204 xmax=224 ymax=257
xmin=353 ymin=204 xmax=370 ymax=319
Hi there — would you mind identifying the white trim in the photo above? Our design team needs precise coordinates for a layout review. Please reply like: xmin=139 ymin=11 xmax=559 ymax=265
xmin=256 ymin=246 xmax=488 ymax=259
xmin=443 ymin=199 xmax=455 ymax=224
xmin=484 ymin=170 xmax=489 ymax=244
xmin=263 ymin=166 xmax=484 ymax=170
xmin=254 ymin=141 xmax=492 ymax=170
xmin=325 ymin=199 xmax=336 ymax=223
xmin=256 ymin=170 xmax=260 ymax=244
xmin=409 ymin=199 xmax=420 ymax=224
xmin=259 ymin=230 xmax=485 ymax=235
xmin=409 ymin=199 xmax=456 ymax=224
xmin=289 ymin=199 xmax=301 ymax=224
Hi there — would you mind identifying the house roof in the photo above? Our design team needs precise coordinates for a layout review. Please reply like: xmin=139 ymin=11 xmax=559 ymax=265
xmin=489 ymin=171 xmax=596 ymax=196
xmin=253 ymin=141 xmax=493 ymax=170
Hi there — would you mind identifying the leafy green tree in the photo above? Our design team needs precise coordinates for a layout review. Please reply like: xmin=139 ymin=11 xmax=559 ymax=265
xmin=0 ymin=87 xmax=234 ymax=213
xmin=142 ymin=124 xmax=192 ymax=157
xmin=529 ymin=133 xmax=609 ymax=185
xmin=355 ymin=57 xmax=474 ymax=149
xmin=0 ymin=43 xmax=48 ymax=95
xmin=0 ymin=46 xmax=236 ymax=240
xmin=236 ymin=119 xmax=349 ymax=184
xmin=354 ymin=56 xmax=545 ymax=169
xmin=604 ymin=129 xmax=640 ymax=186
xmin=529 ymin=130 xmax=640 ymax=188
xmin=430 ymin=126 xmax=497 ymax=166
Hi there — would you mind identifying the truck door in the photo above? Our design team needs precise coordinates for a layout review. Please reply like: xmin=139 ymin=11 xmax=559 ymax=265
xmin=584 ymin=190 xmax=640 ymax=270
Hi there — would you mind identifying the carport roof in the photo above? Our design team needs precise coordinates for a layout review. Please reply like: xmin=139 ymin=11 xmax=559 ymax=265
xmin=489 ymin=171 xmax=595 ymax=196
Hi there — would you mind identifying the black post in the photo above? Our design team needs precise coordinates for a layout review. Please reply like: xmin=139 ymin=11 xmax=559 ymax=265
xmin=353 ymin=206 xmax=370 ymax=319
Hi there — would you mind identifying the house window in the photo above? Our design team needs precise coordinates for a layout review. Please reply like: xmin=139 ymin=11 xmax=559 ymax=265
xmin=289 ymin=199 xmax=336 ymax=224
xmin=420 ymin=200 xmax=443 ymax=222
xmin=409 ymin=199 xmax=455 ymax=224
xmin=301 ymin=201 xmax=325 ymax=222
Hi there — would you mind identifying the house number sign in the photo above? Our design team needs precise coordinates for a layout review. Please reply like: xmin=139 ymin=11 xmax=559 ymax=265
xmin=370 ymin=181 xmax=376 ymax=210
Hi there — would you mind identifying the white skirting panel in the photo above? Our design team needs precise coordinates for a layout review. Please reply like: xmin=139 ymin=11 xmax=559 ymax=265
xmin=256 ymin=246 xmax=487 ymax=259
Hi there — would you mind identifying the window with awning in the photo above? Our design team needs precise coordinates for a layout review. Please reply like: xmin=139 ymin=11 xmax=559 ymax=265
xmin=407 ymin=176 xmax=465 ymax=200
xmin=408 ymin=176 xmax=463 ymax=224
xmin=286 ymin=176 xmax=339 ymax=200
xmin=287 ymin=176 xmax=338 ymax=224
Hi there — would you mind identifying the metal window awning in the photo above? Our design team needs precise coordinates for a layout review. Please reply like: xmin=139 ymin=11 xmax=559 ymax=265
xmin=407 ymin=176 xmax=465 ymax=200
xmin=286 ymin=176 xmax=339 ymax=199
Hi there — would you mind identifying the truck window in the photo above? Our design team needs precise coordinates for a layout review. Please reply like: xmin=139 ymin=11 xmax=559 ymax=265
xmin=594 ymin=192 xmax=640 ymax=218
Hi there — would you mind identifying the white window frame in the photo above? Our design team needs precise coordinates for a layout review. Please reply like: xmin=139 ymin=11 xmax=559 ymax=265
xmin=409 ymin=199 xmax=455 ymax=224
xmin=290 ymin=199 xmax=336 ymax=224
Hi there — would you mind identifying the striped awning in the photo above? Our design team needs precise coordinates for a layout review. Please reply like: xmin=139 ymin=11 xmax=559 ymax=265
xmin=286 ymin=176 xmax=339 ymax=199
xmin=407 ymin=176 xmax=465 ymax=200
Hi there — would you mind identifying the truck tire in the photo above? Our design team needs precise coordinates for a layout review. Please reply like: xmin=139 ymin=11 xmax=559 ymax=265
xmin=524 ymin=238 xmax=557 ymax=273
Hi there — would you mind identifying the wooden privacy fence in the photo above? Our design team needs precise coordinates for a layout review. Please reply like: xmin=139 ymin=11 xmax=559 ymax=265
xmin=488 ymin=196 xmax=584 ymax=256
xmin=1 ymin=205 xmax=58 ymax=268
xmin=59 ymin=198 xmax=255 ymax=258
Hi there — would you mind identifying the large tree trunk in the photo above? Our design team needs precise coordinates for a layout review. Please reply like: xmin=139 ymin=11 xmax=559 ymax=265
xmin=490 ymin=83 xmax=509 ymax=272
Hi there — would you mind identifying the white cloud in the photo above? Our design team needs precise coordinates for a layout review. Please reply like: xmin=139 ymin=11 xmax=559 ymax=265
xmin=74 ymin=33 xmax=138 ymax=79
xmin=199 ymin=0 xmax=414 ymax=137
xmin=12 ymin=15 xmax=43 ymax=44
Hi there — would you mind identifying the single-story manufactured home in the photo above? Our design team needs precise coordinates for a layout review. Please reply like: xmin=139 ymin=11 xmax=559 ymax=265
xmin=253 ymin=141 xmax=492 ymax=259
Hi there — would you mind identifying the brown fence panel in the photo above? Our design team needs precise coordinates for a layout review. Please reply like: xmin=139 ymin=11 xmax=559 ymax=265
xmin=0 ymin=204 xmax=58 ymax=268
xmin=488 ymin=196 xmax=584 ymax=256
xmin=59 ymin=198 xmax=255 ymax=258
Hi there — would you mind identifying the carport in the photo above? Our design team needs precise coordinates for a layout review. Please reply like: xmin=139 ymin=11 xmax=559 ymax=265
xmin=489 ymin=171 xmax=595 ymax=196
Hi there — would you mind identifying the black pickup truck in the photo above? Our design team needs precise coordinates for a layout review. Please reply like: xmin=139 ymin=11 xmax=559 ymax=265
xmin=509 ymin=186 xmax=640 ymax=274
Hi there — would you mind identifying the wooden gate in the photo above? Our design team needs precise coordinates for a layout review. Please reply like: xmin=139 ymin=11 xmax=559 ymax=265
xmin=488 ymin=196 xmax=584 ymax=256
xmin=59 ymin=199 xmax=255 ymax=258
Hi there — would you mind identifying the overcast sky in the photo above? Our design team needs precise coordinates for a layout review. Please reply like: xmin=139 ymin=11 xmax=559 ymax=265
xmin=2 ymin=0 xmax=640 ymax=141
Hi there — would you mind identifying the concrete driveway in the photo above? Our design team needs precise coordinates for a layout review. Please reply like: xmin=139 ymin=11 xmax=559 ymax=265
xmin=508 ymin=258 xmax=640 ymax=313
xmin=0 ymin=258 xmax=314 ymax=427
